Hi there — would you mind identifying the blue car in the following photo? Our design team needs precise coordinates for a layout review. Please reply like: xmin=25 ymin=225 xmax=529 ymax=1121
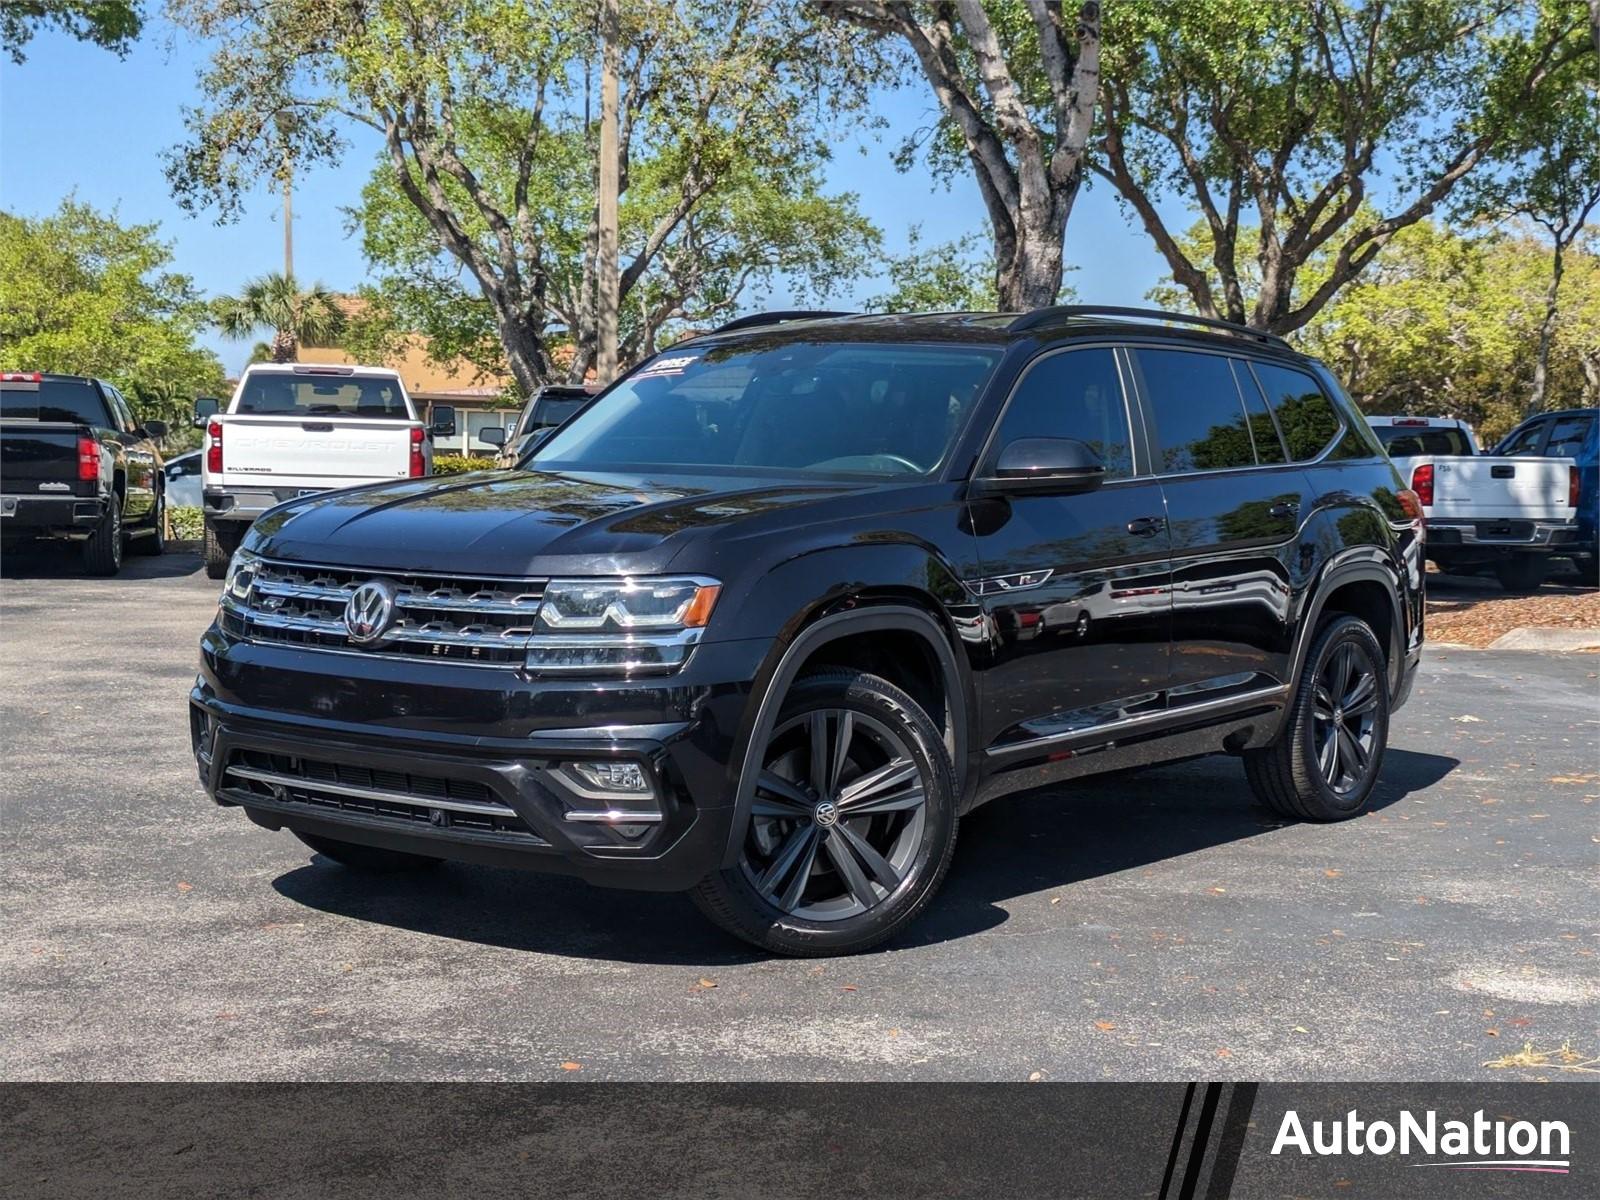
xmin=1494 ymin=407 xmax=1598 ymax=582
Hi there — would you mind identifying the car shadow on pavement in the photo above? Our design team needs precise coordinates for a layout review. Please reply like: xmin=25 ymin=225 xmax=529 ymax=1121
xmin=0 ymin=542 xmax=204 ymax=579
xmin=271 ymin=747 xmax=1458 ymax=964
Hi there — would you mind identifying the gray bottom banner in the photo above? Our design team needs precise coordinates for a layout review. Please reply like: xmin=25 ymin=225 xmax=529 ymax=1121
xmin=3 ymin=1082 xmax=1594 ymax=1198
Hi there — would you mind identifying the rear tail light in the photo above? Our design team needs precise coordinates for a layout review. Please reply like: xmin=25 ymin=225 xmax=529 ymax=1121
xmin=409 ymin=425 xmax=425 ymax=478
xmin=76 ymin=436 xmax=100 ymax=481
xmin=1570 ymin=466 xmax=1581 ymax=509
xmin=1397 ymin=488 xmax=1426 ymax=535
xmin=206 ymin=420 xmax=223 ymax=474
xmin=1410 ymin=463 xmax=1434 ymax=506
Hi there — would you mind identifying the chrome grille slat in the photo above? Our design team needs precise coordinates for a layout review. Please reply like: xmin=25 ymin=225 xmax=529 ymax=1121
xmin=228 ymin=558 xmax=546 ymax=667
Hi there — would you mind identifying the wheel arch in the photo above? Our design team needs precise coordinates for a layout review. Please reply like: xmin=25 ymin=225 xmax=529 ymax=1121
xmin=1289 ymin=553 xmax=1406 ymax=701
xmin=720 ymin=603 xmax=973 ymax=868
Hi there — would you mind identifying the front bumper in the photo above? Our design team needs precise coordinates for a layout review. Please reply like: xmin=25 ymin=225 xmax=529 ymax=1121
xmin=1 ymin=492 xmax=104 ymax=535
xmin=192 ymin=626 xmax=770 ymax=890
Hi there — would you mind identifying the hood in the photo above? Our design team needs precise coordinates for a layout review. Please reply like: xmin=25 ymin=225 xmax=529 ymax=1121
xmin=246 ymin=468 xmax=879 ymax=575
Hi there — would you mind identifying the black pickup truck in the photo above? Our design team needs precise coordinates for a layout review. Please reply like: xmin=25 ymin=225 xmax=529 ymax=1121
xmin=1 ymin=372 xmax=168 ymax=575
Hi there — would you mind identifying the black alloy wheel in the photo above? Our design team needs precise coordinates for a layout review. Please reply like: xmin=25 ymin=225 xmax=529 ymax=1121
xmin=692 ymin=669 xmax=958 ymax=956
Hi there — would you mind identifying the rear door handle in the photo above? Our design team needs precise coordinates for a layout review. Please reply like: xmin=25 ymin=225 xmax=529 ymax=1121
xmin=1268 ymin=500 xmax=1301 ymax=519
xmin=1127 ymin=516 xmax=1166 ymax=537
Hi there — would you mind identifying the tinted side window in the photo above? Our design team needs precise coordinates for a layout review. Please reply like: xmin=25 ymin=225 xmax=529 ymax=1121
xmin=991 ymin=348 xmax=1133 ymax=479
xmin=1234 ymin=362 xmax=1287 ymax=464
xmin=1496 ymin=420 xmax=1547 ymax=456
xmin=1543 ymin=415 xmax=1593 ymax=458
xmin=1251 ymin=363 xmax=1343 ymax=461
xmin=1135 ymin=348 xmax=1255 ymax=473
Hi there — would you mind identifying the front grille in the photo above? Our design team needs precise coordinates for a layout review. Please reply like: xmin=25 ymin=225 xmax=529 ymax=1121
xmin=219 ymin=748 xmax=545 ymax=841
xmin=221 ymin=558 xmax=545 ymax=666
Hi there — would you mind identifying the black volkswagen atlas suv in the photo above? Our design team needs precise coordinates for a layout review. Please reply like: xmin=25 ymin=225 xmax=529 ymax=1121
xmin=192 ymin=307 xmax=1425 ymax=955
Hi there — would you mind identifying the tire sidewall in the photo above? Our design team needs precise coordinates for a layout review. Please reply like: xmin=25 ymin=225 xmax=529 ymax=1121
xmin=1297 ymin=618 xmax=1390 ymax=817
xmin=711 ymin=672 xmax=958 ymax=954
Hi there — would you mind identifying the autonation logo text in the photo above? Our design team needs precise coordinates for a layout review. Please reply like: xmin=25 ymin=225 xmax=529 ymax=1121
xmin=1271 ymin=1108 xmax=1572 ymax=1174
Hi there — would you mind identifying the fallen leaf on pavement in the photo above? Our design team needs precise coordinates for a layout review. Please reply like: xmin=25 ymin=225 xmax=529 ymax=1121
xmin=1094 ymin=1021 xmax=1115 ymax=1031
xmin=560 ymin=1061 xmax=583 ymax=1071
xmin=176 ymin=882 xmax=193 ymax=893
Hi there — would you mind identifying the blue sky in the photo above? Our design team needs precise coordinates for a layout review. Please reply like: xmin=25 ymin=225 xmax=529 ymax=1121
xmin=1 ymin=19 xmax=1178 ymax=375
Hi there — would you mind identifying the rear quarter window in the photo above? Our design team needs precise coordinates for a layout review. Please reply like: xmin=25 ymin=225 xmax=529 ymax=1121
xmin=1250 ymin=363 xmax=1346 ymax=461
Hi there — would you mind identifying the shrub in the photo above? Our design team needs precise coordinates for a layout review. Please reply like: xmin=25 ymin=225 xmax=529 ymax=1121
xmin=170 ymin=505 xmax=205 ymax=540
xmin=432 ymin=454 xmax=499 ymax=476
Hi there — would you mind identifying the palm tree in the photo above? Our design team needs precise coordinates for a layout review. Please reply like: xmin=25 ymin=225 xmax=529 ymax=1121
xmin=212 ymin=273 xmax=347 ymax=363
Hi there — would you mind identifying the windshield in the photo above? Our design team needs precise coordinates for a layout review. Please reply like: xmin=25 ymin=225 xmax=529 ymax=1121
xmin=532 ymin=341 xmax=1001 ymax=478
xmin=1375 ymin=425 xmax=1472 ymax=457
xmin=234 ymin=374 xmax=411 ymax=419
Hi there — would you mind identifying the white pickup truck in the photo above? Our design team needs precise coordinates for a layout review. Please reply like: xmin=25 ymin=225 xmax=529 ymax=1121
xmin=1369 ymin=415 xmax=1580 ymax=591
xmin=196 ymin=363 xmax=455 ymax=578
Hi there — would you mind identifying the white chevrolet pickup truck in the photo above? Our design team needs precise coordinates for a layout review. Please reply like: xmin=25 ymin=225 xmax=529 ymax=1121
xmin=195 ymin=363 xmax=456 ymax=578
xmin=1370 ymin=415 xmax=1580 ymax=591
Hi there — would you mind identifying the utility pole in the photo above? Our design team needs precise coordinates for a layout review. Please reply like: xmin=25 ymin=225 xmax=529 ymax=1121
xmin=595 ymin=0 xmax=620 ymax=384
xmin=275 ymin=112 xmax=295 ymax=281
xmin=283 ymin=165 xmax=294 ymax=281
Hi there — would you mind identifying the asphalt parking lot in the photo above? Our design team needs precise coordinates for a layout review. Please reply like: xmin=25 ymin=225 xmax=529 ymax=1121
xmin=2 ymin=547 xmax=1596 ymax=1082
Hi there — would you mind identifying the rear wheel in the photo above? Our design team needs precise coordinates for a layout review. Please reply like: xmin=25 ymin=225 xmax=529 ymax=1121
xmin=80 ymin=500 xmax=123 ymax=576
xmin=203 ymin=518 xmax=236 ymax=580
xmin=293 ymin=831 xmax=443 ymax=873
xmin=691 ymin=669 xmax=958 ymax=956
xmin=1245 ymin=615 xmax=1389 ymax=822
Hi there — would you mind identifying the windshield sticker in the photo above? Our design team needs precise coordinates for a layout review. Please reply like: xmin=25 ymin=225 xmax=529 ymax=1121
xmin=635 ymin=355 xmax=699 ymax=379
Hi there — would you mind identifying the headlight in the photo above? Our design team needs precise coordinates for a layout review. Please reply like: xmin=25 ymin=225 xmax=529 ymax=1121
xmin=527 ymin=576 xmax=721 ymax=674
xmin=221 ymin=548 xmax=259 ymax=606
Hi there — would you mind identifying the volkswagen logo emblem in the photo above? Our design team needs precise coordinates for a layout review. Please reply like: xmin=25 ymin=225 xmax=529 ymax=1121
xmin=344 ymin=579 xmax=398 ymax=645
xmin=813 ymin=800 xmax=840 ymax=828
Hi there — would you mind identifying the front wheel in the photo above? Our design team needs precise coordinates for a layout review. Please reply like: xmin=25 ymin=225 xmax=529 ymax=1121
xmin=691 ymin=669 xmax=958 ymax=956
xmin=131 ymin=489 xmax=166 ymax=556
xmin=1244 ymin=615 xmax=1390 ymax=822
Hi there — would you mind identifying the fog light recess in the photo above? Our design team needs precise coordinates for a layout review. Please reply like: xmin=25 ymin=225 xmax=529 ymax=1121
xmin=551 ymin=761 xmax=665 ymax=835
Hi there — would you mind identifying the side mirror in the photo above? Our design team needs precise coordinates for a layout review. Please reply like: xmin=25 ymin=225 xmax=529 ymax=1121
xmin=143 ymin=419 xmax=169 ymax=439
xmin=192 ymin=397 xmax=221 ymax=428
xmin=976 ymin=437 xmax=1106 ymax=496
xmin=477 ymin=425 xmax=507 ymax=448
xmin=431 ymin=405 xmax=457 ymax=437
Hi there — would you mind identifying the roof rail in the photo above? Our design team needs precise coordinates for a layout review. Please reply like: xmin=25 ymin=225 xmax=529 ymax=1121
xmin=1008 ymin=305 xmax=1290 ymax=348
xmin=711 ymin=310 xmax=856 ymax=334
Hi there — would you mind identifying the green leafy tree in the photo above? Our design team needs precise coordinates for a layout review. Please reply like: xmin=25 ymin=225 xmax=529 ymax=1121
xmin=1297 ymin=222 xmax=1600 ymax=442
xmin=1096 ymin=0 xmax=1595 ymax=333
xmin=825 ymin=1 xmax=1102 ymax=310
xmin=211 ymin=273 xmax=347 ymax=363
xmin=1 ymin=1 xmax=142 ymax=63
xmin=0 ymin=198 xmax=224 ymax=411
xmin=167 ymin=0 xmax=880 ymax=393
xmin=1460 ymin=35 xmax=1600 ymax=415
xmin=866 ymin=226 xmax=998 ymax=313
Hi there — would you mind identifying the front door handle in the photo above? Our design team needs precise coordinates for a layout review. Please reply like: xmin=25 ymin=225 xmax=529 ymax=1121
xmin=1126 ymin=515 xmax=1166 ymax=537
xmin=1268 ymin=500 xmax=1301 ymax=519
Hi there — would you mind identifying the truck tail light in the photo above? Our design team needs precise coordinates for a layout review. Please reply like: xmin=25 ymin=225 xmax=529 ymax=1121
xmin=1571 ymin=465 xmax=1581 ymax=509
xmin=1410 ymin=463 xmax=1434 ymax=506
xmin=409 ymin=425 xmax=425 ymax=478
xmin=206 ymin=419 xmax=223 ymax=474
xmin=77 ymin=436 xmax=100 ymax=481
